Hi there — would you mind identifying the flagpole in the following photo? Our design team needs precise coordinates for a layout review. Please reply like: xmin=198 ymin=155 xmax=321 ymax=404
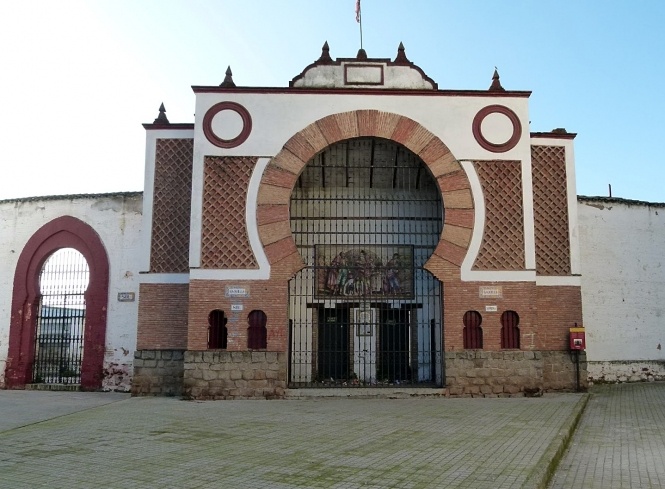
xmin=359 ymin=10 xmax=363 ymax=50
xmin=356 ymin=0 xmax=363 ymax=50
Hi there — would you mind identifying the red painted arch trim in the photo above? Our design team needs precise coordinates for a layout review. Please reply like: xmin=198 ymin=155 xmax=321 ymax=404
xmin=5 ymin=216 xmax=109 ymax=390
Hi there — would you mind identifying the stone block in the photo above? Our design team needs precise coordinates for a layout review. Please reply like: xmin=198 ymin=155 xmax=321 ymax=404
xmin=230 ymin=369 xmax=242 ymax=380
xmin=202 ymin=369 xmax=217 ymax=381
xmin=251 ymin=352 xmax=265 ymax=363
xmin=477 ymin=368 xmax=490 ymax=378
xmin=265 ymin=352 xmax=278 ymax=363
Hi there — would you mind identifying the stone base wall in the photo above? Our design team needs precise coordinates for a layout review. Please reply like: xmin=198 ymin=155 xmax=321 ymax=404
xmin=183 ymin=351 xmax=288 ymax=400
xmin=445 ymin=350 xmax=587 ymax=397
xmin=542 ymin=351 xmax=588 ymax=391
xmin=588 ymin=360 xmax=665 ymax=384
xmin=131 ymin=350 xmax=185 ymax=396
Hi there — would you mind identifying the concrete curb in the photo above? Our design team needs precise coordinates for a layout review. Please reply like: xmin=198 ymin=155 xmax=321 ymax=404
xmin=523 ymin=392 xmax=590 ymax=489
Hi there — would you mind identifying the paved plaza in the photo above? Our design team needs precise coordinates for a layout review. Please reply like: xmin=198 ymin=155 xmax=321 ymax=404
xmin=549 ymin=382 xmax=665 ymax=489
xmin=0 ymin=383 xmax=663 ymax=488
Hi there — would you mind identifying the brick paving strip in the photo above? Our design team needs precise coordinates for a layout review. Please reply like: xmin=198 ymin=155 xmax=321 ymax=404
xmin=0 ymin=391 xmax=588 ymax=489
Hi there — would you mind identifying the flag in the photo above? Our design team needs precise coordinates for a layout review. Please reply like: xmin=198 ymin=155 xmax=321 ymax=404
xmin=355 ymin=0 xmax=361 ymax=23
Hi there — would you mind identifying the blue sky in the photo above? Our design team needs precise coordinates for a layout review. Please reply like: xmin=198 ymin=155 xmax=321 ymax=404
xmin=1 ymin=1 xmax=663 ymax=202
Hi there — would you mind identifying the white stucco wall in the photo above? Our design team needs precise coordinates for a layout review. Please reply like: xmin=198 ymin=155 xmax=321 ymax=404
xmin=0 ymin=193 xmax=143 ymax=390
xmin=578 ymin=197 xmax=665 ymax=382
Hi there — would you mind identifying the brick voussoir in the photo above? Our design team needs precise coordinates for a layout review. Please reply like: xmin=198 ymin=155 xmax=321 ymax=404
xmin=258 ymin=220 xmax=292 ymax=246
xmin=442 ymin=188 xmax=474 ymax=209
xmin=298 ymin=123 xmax=329 ymax=154
xmin=333 ymin=111 xmax=359 ymax=140
xmin=257 ymin=204 xmax=290 ymax=226
xmin=429 ymin=153 xmax=462 ymax=178
xmin=257 ymin=184 xmax=292 ymax=206
xmin=439 ymin=170 xmax=472 ymax=192
xmin=357 ymin=109 xmax=380 ymax=136
xmin=264 ymin=236 xmax=298 ymax=264
xmin=442 ymin=224 xmax=473 ymax=249
xmin=418 ymin=137 xmax=452 ymax=165
xmin=375 ymin=111 xmax=402 ymax=139
xmin=261 ymin=165 xmax=299 ymax=189
xmin=444 ymin=208 xmax=474 ymax=229
xmin=434 ymin=239 xmax=468 ymax=267
xmin=270 ymin=149 xmax=306 ymax=176
xmin=284 ymin=131 xmax=317 ymax=162
xmin=271 ymin=250 xmax=306 ymax=280
xmin=316 ymin=114 xmax=344 ymax=144
xmin=400 ymin=124 xmax=436 ymax=155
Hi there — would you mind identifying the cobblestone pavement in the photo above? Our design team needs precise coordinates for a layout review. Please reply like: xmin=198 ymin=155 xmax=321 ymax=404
xmin=0 ymin=391 xmax=585 ymax=489
xmin=549 ymin=382 xmax=665 ymax=489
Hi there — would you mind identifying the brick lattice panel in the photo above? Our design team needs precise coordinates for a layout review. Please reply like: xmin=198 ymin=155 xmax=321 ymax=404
xmin=201 ymin=157 xmax=259 ymax=269
xmin=531 ymin=146 xmax=571 ymax=275
xmin=472 ymin=161 xmax=525 ymax=270
xmin=150 ymin=139 xmax=194 ymax=273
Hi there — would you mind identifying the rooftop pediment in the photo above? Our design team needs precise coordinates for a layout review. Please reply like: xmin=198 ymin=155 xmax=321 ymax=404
xmin=290 ymin=42 xmax=437 ymax=90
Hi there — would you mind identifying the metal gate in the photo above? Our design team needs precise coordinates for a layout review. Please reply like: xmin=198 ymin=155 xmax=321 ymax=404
xmin=32 ymin=248 xmax=89 ymax=384
xmin=289 ymin=137 xmax=444 ymax=387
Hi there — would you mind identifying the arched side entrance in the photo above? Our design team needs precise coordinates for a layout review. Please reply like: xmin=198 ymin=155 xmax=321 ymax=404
xmin=256 ymin=110 xmax=476 ymax=385
xmin=5 ymin=216 xmax=109 ymax=390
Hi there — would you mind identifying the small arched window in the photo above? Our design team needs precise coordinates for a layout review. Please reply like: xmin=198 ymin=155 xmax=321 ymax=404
xmin=208 ymin=310 xmax=228 ymax=349
xmin=247 ymin=310 xmax=267 ymax=349
xmin=501 ymin=310 xmax=520 ymax=349
xmin=463 ymin=310 xmax=483 ymax=349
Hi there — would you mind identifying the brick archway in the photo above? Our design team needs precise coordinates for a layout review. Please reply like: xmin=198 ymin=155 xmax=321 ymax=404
xmin=5 ymin=216 xmax=109 ymax=390
xmin=256 ymin=110 xmax=475 ymax=281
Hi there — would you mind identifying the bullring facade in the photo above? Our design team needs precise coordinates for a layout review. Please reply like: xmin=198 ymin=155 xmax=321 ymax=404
xmin=134 ymin=43 xmax=583 ymax=398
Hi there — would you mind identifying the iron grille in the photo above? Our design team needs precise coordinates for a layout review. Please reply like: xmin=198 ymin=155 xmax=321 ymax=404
xmin=289 ymin=138 xmax=444 ymax=387
xmin=33 ymin=248 xmax=89 ymax=384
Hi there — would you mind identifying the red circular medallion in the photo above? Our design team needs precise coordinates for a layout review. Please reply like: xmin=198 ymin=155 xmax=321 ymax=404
xmin=203 ymin=101 xmax=252 ymax=148
xmin=472 ymin=105 xmax=522 ymax=153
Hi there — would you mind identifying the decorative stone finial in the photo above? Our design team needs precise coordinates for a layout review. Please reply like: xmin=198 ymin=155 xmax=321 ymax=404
xmin=153 ymin=103 xmax=169 ymax=124
xmin=220 ymin=66 xmax=236 ymax=88
xmin=317 ymin=41 xmax=333 ymax=64
xmin=489 ymin=67 xmax=505 ymax=91
xmin=356 ymin=48 xmax=368 ymax=60
xmin=394 ymin=42 xmax=410 ymax=64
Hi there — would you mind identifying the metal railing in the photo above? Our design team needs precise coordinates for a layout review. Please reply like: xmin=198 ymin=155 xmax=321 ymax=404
xmin=288 ymin=138 xmax=444 ymax=388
